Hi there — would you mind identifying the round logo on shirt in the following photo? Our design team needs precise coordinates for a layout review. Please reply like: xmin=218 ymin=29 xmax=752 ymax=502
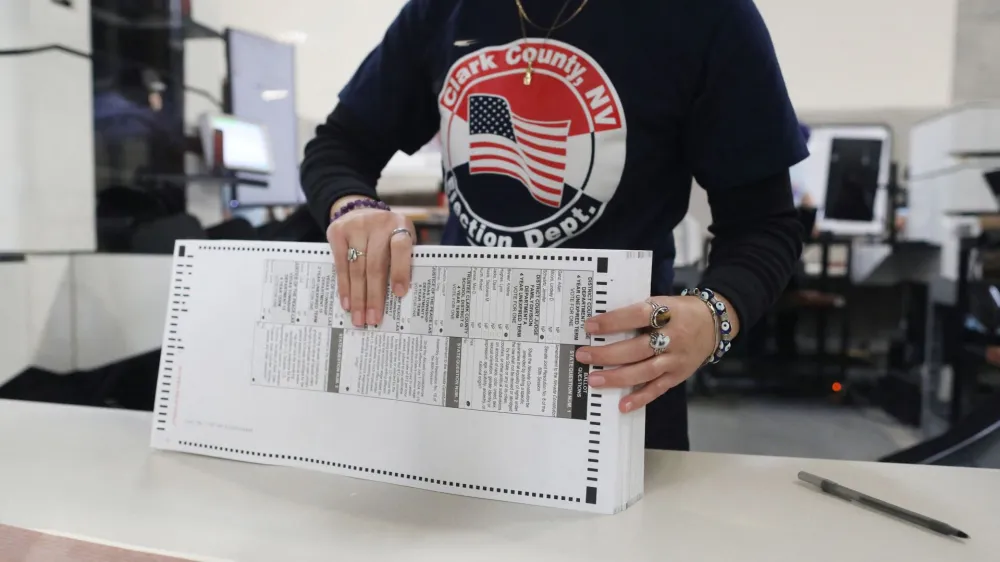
xmin=438 ymin=39 xmax=627 ymax=247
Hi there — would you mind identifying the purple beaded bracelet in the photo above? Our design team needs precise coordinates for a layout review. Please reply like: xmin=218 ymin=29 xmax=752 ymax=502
xmin=330 ymin=199 xmax=391 ymax=223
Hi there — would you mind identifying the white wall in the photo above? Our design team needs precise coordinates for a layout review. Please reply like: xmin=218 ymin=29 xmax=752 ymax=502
xmin=952 ymin=0 xmax=1000 ymax=103
xmin=0 ymin=254 xmax=173 ymax=382
xmin=0 ymin=261 xmax=30 ymax=386
xmin=757 ymin=0 xmax=958 ymax=111
xmin=0 ymin=0 xmax=95 ymax=253
xmin=72 ymin=255 xmax=173 ymax=370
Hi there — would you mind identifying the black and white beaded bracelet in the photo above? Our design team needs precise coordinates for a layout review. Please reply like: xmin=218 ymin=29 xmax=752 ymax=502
xmin=681 ymin=287 xmax=734 ymax=365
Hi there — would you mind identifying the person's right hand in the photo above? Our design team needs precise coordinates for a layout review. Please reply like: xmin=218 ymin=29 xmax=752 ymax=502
xmin=326 ymin=196 xmax=416 ymax=328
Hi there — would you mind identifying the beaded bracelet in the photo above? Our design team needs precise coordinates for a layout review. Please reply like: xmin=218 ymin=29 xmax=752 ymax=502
xmin=330 ymin=199 xmax=391 ymax=223
xmin=681 ymin=287 xmax=734 ymax=365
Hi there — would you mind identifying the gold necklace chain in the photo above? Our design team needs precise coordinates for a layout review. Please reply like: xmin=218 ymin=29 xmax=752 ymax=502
xmin=515 ymin=0 xmax=588 ymax=32
xmin=515 ymin=0 xmax=588 ymax=86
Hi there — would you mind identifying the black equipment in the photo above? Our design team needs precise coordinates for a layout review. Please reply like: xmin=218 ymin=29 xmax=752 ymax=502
xmin=881 ymin=392 xmax=1000 ymax=468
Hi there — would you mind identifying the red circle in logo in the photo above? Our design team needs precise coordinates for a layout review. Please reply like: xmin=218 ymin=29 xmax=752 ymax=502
xmin=438 ymin=39 xmax=627 ymax=248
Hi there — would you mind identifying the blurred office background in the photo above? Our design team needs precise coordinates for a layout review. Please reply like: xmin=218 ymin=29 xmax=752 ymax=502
xmin=1 ymin=0 xmax=999 ymax=467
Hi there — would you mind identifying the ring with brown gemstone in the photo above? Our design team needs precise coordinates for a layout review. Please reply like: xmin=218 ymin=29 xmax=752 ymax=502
xmin=646 ymin=299 xmax=671 ymax=329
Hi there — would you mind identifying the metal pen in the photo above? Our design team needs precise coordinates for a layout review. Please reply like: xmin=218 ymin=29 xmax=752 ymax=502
xmin=798 ymin=471 xmax=970 ymax=539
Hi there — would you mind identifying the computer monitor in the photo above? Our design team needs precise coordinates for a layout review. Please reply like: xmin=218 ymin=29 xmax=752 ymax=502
xmin=823 ymin=138 xmax=883 ymax=222
xmin=198 ymin=114 xmax=273 ymax=175
xmin=795 ymin=125 xmax=892 ymax=236
xmin=225 ymin=28 xmax=302 ymax=207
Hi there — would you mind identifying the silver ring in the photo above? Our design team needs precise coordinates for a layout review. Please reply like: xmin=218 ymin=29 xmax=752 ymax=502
xmin=347 ymin=247 xmax=365 ymax=262
xmin=646 ymin=298 xmax=671 ymax=330
xmin=390 ymin=227 xmax=412 ymax=241
xmin=648 ymin=332 xmax=670 ymax=356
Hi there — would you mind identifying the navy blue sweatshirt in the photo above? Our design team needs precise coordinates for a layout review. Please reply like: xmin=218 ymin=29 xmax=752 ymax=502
xmin=301 ymin=0 xmax=806 ymax=450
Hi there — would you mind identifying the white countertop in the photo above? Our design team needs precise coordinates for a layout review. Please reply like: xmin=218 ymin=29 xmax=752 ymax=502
xmin=0 ymin=399 xmax=997 ymax=562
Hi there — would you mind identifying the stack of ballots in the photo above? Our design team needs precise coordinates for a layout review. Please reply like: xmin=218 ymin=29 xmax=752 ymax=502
xmin=151 ymin=241 xmax=650 ymax=513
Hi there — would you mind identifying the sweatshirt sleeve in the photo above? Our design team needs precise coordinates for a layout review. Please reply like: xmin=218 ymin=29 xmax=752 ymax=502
xmin=700 ymin=170 xmax=803 ymax=332
xmin=299 ymin=0 xmax=445 ymax=226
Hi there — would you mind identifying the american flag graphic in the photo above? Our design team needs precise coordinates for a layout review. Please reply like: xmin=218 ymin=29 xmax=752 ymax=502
xmin=468 ymin=94 xmax=570 ymax=207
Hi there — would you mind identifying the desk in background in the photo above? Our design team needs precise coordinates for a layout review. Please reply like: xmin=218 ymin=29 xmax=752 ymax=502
xmin=0 ymin=399 xmax=997 ymax=562
xmin=394 ymin=206 xmax=449 ymax=245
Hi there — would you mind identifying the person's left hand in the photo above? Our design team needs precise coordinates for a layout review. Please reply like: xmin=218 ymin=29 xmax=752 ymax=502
xmin=576 ymin=295 xmax=738 ymax=413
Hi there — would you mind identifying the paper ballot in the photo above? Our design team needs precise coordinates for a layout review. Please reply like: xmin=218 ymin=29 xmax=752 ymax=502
xmin=150 ymin=241 xmax=649 ymax=513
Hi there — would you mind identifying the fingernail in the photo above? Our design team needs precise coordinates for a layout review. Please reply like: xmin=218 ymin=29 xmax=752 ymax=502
xmin=576 ymin=349 xmax=592 ymax=363
xmin=622 ymin=401 xmax=633 ymax=413
xmin=393 ymin=284 xmax=405 ymax=297
xmin=589 ymin=375 xmax=605 ymax=387
xmin=352 ymin=311 xmax=363 ymax=327
xmin=366 ymin=309 xmax=377 ymax=326
xmin=341 ymin=297 xmax=350 ymax=311
xmin=584 ymin=321 xmax=598 ymax=333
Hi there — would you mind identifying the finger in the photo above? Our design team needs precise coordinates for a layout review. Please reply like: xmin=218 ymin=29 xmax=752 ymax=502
xmin=585 ymin=297 xmax=668 ymax=335
xmin=620 ymin=372 xmax=687 ymax=412
xmin=328 ymin=223 xmax=351 ymax=313
xmin=348 ymin=235 xmax=368 ymax=327
xmin=366 ymin=230 xmax=391 ymax=326
xmin=588 ymin=354 xmax=675 ymax=389
xmin=576 ymin=331 xmax=666 ymax=366
xmin=389 ymin=226 xmax=415 ymax=297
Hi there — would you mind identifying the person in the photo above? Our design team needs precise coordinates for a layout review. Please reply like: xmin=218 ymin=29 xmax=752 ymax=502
xmin=301 ymin=0 xmax=807 ymax=451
